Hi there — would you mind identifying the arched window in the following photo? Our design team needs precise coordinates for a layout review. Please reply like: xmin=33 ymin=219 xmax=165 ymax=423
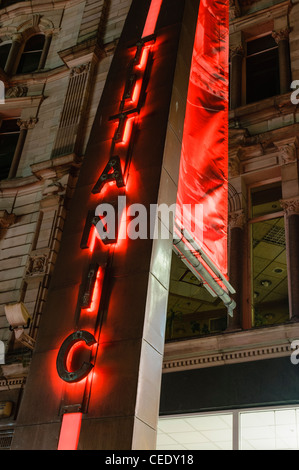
xmin=16 ymin=34 xmax=45 ymax=74
xmin=0 ymin=43 xmax=12 ymax=70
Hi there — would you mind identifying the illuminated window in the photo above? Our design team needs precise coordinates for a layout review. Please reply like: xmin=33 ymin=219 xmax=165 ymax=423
xmin=157 ymin=414 xmax=233 ymax=450
xmin=17 ymin=34 xmax=45 ymax=74
xmin=240 ymin=408 xmax=299 ymax=450
xmin=0 ymin=118 xmax=20 ymax=180
xmin=158 ymin=406 xmax=299 ymax=450
xmin=246 ymin=34 xmax=280 ymax=104
xmin=250 ymin=183 xmax=289 ymax=327
xmin=165 ymin=252 xmax=227 ymax=341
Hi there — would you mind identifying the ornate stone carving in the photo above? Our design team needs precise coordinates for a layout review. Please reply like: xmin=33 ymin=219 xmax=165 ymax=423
xmin=280 ymin=197 xmax=299 ymax=216
xmin=272 ymin=28 xmax=290 ymax=44
xmin=0 ymin=210 xmax=16 ymax=229
xmin=26 ymin=253 xmax=49 ymax=277
xmin=70 ymin=62 xmax=91 ymax=76
xmin=279 ymin=143 xmax=297 ymax=165
xmin=228 ymin=209 xmax=246 ymax=229
xmin=163 ymin=343 xmax=292 ymax=372
xmin=229 ymin=0 xmax=241 ymax=19
xmin=32 ymin=14 xmax=41 ymax=28
xmin=229 ymin=44 xmax=244 ymax=59
xmin=17 ymin=117 xmax=38 ymax=130
xmin=6 ymin=86 xmax=28 ymax=98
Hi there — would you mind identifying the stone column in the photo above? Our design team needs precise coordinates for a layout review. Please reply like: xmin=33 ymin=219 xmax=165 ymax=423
xmin=4 ymin=33 xmax=23 ymax=76
xmin=38 ymin=33 xmax=52 ymax=70
xmin=227 ymin=209 xmax=246 ymax=330
xmin=272 ymin=28 xmax=291 ymax=95
xmin=280 ymin=197 xmax=299 ymax=322
xmin=229 ymin=44 xmax=244 ymax=109
xmin=8 ymin=118 xmax=38 ymax=179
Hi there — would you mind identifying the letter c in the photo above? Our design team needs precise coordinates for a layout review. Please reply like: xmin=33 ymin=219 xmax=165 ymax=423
xmin=56 ymin=330 xmax=96 ymax=383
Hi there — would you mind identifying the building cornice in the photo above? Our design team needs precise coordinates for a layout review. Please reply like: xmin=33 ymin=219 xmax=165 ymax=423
xmin=229 ymin=92 xmax=294 ymax=129
xmin=229 ymin=0 xmax=291 ymax=31
xmin=163 ymin=322 xmax=299 ymax=373
xmin=0 ymin=153 xmax=80 ymax=197
xmin=0 ymin=376 xmax=26 ymax=391
xmin=0 ymin=0 xmax=85 ymax=21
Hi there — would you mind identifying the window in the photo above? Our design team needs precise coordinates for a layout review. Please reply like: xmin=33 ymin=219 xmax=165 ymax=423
xmin=157 ymin=413 xmax=233 ymax=450
xmin=158 ymin=406 xmax=299 ymax=450
xmin=0 ymin=118 xmax=20 ymax=180
xmin=246 ymin=34 xmax=280 ymax=104
xmin=240 ymin=408 xmax=299 ymax=450
xmin=0 ymin=43 xmax=11 ymax=70
xmin=16 ymin=34 xmax=45 ymax=74
xmin=165 ymin=252 xmax=227 ymax=341
xmin=250 ymin=183 xmax=289 ymax=327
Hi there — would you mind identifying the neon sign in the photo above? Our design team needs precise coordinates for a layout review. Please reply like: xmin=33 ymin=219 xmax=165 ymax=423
xmin=57 ymin=0 xmax=164 ymax=450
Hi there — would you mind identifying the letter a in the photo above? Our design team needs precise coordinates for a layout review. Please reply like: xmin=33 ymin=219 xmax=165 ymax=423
xmin=92 ymin=155 xmax=125 ymax=194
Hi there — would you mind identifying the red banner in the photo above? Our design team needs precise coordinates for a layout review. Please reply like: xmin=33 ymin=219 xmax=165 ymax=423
xmin=176 ymin=0 xmax=229 ymax=278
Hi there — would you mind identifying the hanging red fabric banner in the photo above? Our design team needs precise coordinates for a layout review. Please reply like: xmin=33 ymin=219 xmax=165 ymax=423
xmin=176 ymin=0 xmax=229 ymax=280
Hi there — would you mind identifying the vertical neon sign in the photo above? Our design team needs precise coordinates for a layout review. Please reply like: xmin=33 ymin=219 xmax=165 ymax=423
xmin=142 ymin=0 xmax=163 ymax=38
xmin=57 ymin=0 xmax=164 ymax=450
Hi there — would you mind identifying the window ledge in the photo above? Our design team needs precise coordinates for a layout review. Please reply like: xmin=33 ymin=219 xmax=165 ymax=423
xmin=229 ymin=92 xmax=296 ymax=134
xmin=163 ymin=321 xmax=299 ymax=372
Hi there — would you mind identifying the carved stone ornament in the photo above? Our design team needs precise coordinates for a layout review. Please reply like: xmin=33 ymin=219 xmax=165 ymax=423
xmin=6 ymin=86 xmax=28 ymax=98
xmin=229 ymin=44 xmax=244 ymax=59
xmin=0 ymin=210 xmax=16 ymax=229
xmin=26 ymin=253 xmax=48 ymax=277
xmin=279 ymin=143 xmax=297 ymax=165
xmin=229 ymin=0 xmax=241 ymax=19
xmin=280 ymin=198 xmax=299 ymax=216
xmin=228 ymin=209 xmax=246 ymax=229
xmin=272 ymin=28 xmax=290 ymax=44
xmin=70 ymin=63 xmax=91 ymax=76
xmin=17 ymin=117 xmax=38 ymax=130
